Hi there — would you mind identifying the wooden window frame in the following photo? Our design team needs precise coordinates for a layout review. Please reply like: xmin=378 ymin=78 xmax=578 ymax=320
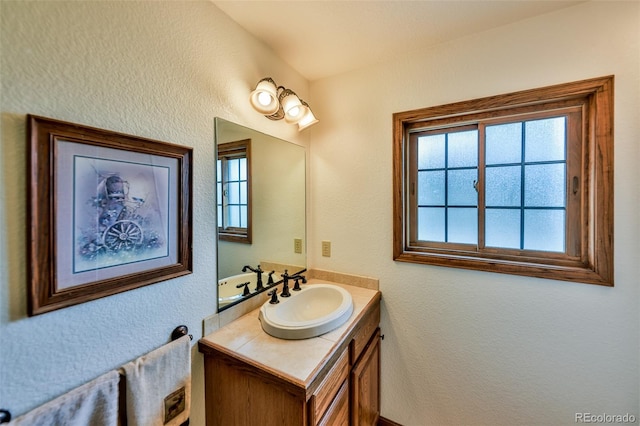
xmin=392 ymin=76 xmax=614 ymax=286
xmin=217 ymin=139 xmax=252 ymax=244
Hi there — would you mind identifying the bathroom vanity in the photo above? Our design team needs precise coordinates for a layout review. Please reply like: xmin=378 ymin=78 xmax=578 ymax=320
xmin=198 ymin=279 xmax=381 ymax=426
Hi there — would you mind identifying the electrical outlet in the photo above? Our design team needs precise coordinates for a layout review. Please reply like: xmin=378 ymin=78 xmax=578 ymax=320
xmin=294 ymin=238 xmax=303 ymax=254
xmin=321 ymin=240 xmax=331 ymax=257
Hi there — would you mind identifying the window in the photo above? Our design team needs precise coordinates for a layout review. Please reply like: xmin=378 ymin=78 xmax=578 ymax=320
xmin=393 ymin=76 xmax=614 ymax=286
xmin=217 ymin=139 xmax=252 ymax=243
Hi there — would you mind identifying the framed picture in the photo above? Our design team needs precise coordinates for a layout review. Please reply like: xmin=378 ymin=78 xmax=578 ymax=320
xmin=27 ymin=115 xmax=193 ymax=316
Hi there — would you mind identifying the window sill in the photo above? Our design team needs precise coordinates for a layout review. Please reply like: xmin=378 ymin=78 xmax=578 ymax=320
xmin=393 ymin=250 xmax=613 ymax=286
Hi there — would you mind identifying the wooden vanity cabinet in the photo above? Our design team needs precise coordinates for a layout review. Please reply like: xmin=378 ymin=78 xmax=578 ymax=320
xmin=199 ymin=297 xmax=381 ymax=426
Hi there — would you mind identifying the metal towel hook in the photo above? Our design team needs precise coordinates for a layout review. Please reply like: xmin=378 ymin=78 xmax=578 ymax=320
xmin=171 ymin=325 xmax=193 ymax=341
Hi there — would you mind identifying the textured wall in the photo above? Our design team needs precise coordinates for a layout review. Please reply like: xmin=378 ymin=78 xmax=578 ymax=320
xmin=308 ymin=2 xmax=639 ymax=425
xmin=0 ymin=1 xmax=308 ymax=422
xmin=3 ymin=1 xmax=638 ymax=425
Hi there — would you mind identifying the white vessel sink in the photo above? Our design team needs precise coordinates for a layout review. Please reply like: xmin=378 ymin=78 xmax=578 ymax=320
xmin=259 ymin=284 xmax=354 ymax=340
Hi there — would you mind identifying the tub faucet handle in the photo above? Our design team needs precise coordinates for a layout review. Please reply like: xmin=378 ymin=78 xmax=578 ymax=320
xmin=267 ymin=270 xmax=276 ymax=285
xmin=236 ymin=281 xmax=251 ymax=296
xmin=243 ymin=264 xmax=264 ymax=291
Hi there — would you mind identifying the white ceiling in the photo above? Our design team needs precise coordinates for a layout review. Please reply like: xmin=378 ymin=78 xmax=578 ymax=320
xmin=213 ymin=0 xmax=584 ymax=81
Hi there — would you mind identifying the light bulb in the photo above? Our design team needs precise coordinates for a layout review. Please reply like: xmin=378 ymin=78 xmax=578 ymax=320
xmin=280 ymin=90 xmax=308 ymax=124
xmin=258 ymin=92 xmax=273 ymax=106
xmin=249 ymin=78 xmax=280 ymax=115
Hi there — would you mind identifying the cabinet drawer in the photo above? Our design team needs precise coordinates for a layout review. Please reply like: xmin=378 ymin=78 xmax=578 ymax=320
xmin=310 ymin=349 xmax=348 ymax=424
xmin=350 ymin=302 xmax=380 ymax=365
xmin=317 ymin=380 xmax=348 ymax=426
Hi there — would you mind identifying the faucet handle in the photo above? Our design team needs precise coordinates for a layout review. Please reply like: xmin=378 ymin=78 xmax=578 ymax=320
xmin=267 ymin=270 xmax=276 ymax=285
xmin=267 ymin=289 xmax=279 ymax=304
xmin=290 ymin=272 xmax=306 ymax=291
xmin=292 ymin=278 xmax=302 ymax=291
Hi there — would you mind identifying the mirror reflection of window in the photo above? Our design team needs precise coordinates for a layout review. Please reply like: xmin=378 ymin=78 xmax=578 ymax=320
xmin=215 ymin=118 xmax=307 ymax=312
xmin=217 ymin=139 xmax=252 ymax=244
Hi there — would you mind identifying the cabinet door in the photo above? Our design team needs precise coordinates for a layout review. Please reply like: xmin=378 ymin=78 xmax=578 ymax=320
xmin=350 ymin=328 xmax=380 ymax=426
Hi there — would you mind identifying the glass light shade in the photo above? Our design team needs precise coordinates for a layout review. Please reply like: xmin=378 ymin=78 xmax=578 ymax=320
xmin=280 ymin=90 xmax=308 ymax=124
xmin=249 ymin=78 xmax=279 ymax=115
xmin=297 ymin=108 xmax=318 ymax=131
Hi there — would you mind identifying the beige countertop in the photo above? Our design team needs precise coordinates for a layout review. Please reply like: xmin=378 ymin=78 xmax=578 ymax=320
xmin=199 ymin=278 xmax=380 ymax=388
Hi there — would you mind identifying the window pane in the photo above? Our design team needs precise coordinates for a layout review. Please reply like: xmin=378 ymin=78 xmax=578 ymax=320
xmin=417 ymin=207 xmax=444 ymax=241
xmin=418 ymin=171 xmax=445 ymax=205
xmin=217 ymin=206 xmax=222 ymax=227
xmin=240 ymin=206 xmax=248 ymax=228
xmin=486 ymin=209 xmax=520 ymax=249
xmin=227 ymin=158 xmax=240 ymax=181
xmin=227 ymin=182 xmax=240 ymax=204
xmin=448 ymin=207 xmax=477 ymax=244
xmin=525 ymin=164 xmax=565 ymax=207
xmin=448 ymin=169 xmax=477 ymax=206
xmin=217 ymin=182 xmax=222 ymax=205
xmin=486 ymin=165 xmax=521 ymax=207
xmin=418 ymin=134 xmax=445 ymax=169
xmin=525 ymin=117 xmax=565 ymax=162
xmin=216 ymin=160 xmax=221 ymax=183
xmin=239 ymin=181 xmax=247 ymax=204
xmin=228 ymin=205 xmax=241 ymax=227
xmin=486 ymin=122 xmax=522 ymax=165
xmin=524 ymin=209 xmax=565 ymax=252
xmin=239 ymin=157 xmax=247 ymax=180
xmin=448 ymin=130 xmax=478 ymax=168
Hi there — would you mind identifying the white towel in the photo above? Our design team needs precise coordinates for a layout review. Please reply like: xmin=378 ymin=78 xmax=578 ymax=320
xmin=121 ymin=335 xmax=191 ymax=426
xmin=9 ymin=369 xmax=119 ymax=426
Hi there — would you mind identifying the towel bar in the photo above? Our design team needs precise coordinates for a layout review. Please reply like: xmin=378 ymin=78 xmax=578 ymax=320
xmin=0 ymin=327 xmax=191 ymax=425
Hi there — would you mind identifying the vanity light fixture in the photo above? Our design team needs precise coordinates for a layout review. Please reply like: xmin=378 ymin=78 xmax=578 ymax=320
xmin=249 ymin=77 xmax=318 ymax=131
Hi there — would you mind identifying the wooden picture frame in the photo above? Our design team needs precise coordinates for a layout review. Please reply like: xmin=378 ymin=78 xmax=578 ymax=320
xmin=27 ymin=115 xmax=193 ymax=316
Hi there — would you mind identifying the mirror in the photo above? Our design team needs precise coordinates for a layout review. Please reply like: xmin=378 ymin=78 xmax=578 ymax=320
xmin=215 ymin=118 xmax=306 ymax=311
